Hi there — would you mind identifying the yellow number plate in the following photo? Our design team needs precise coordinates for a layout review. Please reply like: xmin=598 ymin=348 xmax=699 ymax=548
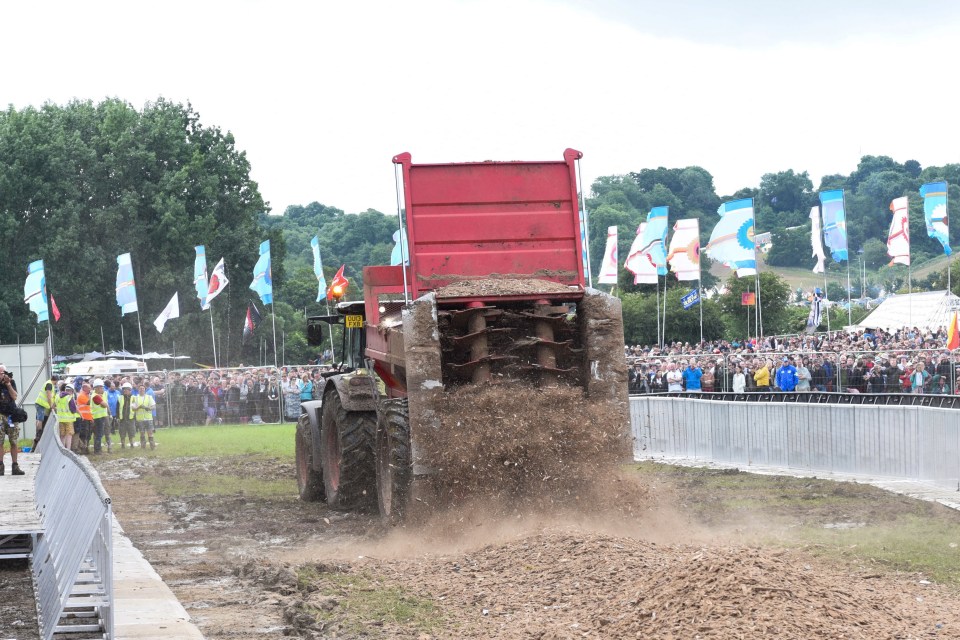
xmin=345 ymin=315 xmax=364 ymax=329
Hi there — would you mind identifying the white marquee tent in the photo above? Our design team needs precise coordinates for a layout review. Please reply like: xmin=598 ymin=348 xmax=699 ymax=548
xmin=854 ymin=290 xmax=960 ymax=331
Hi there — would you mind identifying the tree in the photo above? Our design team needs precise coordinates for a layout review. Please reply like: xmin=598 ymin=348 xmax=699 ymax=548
xmin=0 ymin=99 xmax=267 ymax=360
xmin=717 ymin=272 xmax=791 ymax=337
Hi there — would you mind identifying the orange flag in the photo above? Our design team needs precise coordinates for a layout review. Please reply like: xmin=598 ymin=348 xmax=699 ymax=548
xmin=326 ymin=265 xmax=349 ymax=300
xmin=948 ymin=311 xmax=960 ymax=351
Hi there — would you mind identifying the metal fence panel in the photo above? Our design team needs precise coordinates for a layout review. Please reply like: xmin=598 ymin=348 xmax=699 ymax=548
xmin=632 ymin=397 xmax=960 ymax=492
xmin=32 ymin=415 xmax=113 ymax=640
xmin=918 ymin=409 xmax=960 ymax=486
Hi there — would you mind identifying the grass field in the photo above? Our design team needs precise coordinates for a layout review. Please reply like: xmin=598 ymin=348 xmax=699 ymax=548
xmin=112 ymin=423 xmax=295 ymax=460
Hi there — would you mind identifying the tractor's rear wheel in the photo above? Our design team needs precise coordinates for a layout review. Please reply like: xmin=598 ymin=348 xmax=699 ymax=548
xmin=320 ymin=388 xmax=376 ymax=510
xmin=375 ymin=400 xmax=411 ymax=524
xmin=295 ymin=414 xmax=324 ymax=502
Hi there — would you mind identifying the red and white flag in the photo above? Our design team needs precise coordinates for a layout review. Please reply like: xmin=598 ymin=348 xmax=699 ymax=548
xmin=206 ymin=258 xmax=229 ymax=306
xmin=887 ymin=197 xmax=911 ymax=266
xmin=597 ymin=226 xmax=619 ymax=285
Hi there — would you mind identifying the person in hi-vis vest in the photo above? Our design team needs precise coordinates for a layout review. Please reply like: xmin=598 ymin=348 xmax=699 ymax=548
xmin=115 ymin=383 xmax=137 ymax=449
xmin=133 ymin=383 xmax=157 ymax=451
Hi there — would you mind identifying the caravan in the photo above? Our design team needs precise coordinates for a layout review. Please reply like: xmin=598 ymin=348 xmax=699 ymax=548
xmin=64 ymin=359 xmax=148 ymax=379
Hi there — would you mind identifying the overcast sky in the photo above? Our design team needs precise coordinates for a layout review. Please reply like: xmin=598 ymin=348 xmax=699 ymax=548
xmin=6 ymin=0 xmax=960 ymax=216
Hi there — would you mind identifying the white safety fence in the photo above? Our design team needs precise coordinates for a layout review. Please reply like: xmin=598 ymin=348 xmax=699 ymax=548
xmin=631 ymin=395 xmax=960 ymax=490
xmin=32 ymin=415 xmax=113 ymax=640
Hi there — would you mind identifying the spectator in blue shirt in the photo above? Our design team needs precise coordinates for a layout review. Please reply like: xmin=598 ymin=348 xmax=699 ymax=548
xmin=682 ymin=360 xmax=703 ymax=392
xmin=775 ymin=356 xmax=798 ymax=392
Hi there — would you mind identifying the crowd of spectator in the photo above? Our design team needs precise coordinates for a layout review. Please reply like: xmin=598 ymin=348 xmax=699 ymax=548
xmin=58 ymin=364 xmax=336 ymax=432
xmin=625 ymin=327 xmax=960 ymax=395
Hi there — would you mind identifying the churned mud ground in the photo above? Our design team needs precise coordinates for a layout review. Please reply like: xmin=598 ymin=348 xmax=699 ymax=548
xmin=90 ymin=442 xmax=960 ymax=640
xmin=0 ymin=558 xmax=40 ymax=640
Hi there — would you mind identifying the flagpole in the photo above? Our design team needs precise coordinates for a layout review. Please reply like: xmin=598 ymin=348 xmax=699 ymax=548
xmin=823 ymin=270 xmax=831 ymax=333
xmin=136 ymin=312 xmax=145 ymax=362
xmin=662 ymin=273 xmax=668 ymax=347
xmin=655 ymin=277 xmax=661 ymax=348
xmin=325 ymin=300 xmax=336 ymax=363
xmin=100 ymin=326 xmax=106 ymax=354
xmin=846 ymin=262 xmax=852 ymax=326
xmin=909 ymin=263 xmax=913 ymax=327
xmin=120 ymin=322 xmax=125 ymax=353
xmin=208 ymin=306 xmax=218 ymax=368
xmin=576 ymin=158 xmax=594 ymax=289
xmin=271 ymin=302 xmax=279 ymax=369
xmin=698 ymin=274 xmax=704 ymax=344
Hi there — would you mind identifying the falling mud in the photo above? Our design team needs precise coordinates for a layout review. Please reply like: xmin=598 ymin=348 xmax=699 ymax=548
xmin=419 ymin=385 xmax=633 ymax=519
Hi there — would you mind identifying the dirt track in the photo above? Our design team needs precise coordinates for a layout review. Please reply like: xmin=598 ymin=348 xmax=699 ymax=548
xmin=92 ymin=454 xmax=960 ymax=639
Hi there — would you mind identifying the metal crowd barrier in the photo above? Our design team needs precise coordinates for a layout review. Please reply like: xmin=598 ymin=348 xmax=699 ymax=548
xmin=631 ymin=395 xmax=960 ymax=491
xmin=32 ymin=415 xmax=113 ymax=640
xmin=155 ymin=366 xmax=284 ymax=425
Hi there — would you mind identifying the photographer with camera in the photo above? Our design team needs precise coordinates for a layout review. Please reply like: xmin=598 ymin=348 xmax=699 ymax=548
xmin=0 ymin=364 xmax=24 ymax=476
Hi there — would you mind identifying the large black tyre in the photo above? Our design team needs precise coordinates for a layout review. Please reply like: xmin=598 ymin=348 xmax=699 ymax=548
xmin=320 ymin=388 xmax=376 ymax=510
xmin=375 ymin=400 xmax=412 ymax=524
xmin=295 ymin=414 xmax=324 ymax=502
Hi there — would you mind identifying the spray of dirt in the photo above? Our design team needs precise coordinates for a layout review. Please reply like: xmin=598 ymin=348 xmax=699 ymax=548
xmin=419 ymin=385 xmax=630 ymax=512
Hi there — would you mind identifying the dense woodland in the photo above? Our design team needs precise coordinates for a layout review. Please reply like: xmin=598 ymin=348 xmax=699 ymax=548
xmin=2 ymin=99 xmax=958 ymax=360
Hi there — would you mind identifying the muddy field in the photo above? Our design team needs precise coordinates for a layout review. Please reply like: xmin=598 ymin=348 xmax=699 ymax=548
xmin=0 ymin=558 xmax=40 ymax=640
xmin=89 ymin=450 xmax=960 ymax=640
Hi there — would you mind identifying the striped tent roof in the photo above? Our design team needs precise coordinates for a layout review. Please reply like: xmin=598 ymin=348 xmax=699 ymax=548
xmin=854 ymin=290 xmax=960 ymax=331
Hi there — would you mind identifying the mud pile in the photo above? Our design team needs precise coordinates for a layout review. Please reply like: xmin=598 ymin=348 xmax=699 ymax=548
xmin=291 ymin=531 xmax=960 ymax=639
xmin=435 ymin=278 xmax=575 ymax=298
xmin=418 ymin=385 xmax=633 ymax=516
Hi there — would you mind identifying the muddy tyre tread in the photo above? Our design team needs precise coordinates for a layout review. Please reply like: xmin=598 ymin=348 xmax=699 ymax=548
xmin=321 ymin=389 xmax=376 ymax=511
xmin=295 ymin=415 xmax=324 ymax=502
xmin=376 ymin=399 xmax=412 ymax=524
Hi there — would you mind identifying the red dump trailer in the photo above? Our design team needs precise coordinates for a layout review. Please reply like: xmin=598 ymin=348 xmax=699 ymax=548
xmin=297 ymin=149 xmax=629 ymax=521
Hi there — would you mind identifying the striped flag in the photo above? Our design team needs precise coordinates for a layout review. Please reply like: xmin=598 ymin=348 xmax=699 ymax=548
xmin=706 ymin=199 xmax=756 ymax=277
xmin=887 ymin=197 xmax=910 ymax=266
xmin=667 ymin=218 xmax=701 ymax=281
xmin=243 ymin=301 xmax=262 ymax=343
xmin=819 ymin=190 xmax=848 ymax=262
xmin=115 ymin=253 xmax=138 ymax=315
xmin=311 ymin=235 xmax=327 ymax=302
xmin=810 ymin=206 xmax=826 ymax=274
xmin=597 ymin=226 xmax=619 ymax=284
xmin=23 ymin=259 xmax=49 ymax=323
xmin=919 ymin=182 xmax=952 ymax=256
xmin=948 ymin=311 xmax=959 ymax=351
xmin=624 ymin=223 xmax=658 ymax=284
xmin=249 ymin=240 xmax=273 ymax=305
xmin=194 ymin=246 xmax=209 ymax=310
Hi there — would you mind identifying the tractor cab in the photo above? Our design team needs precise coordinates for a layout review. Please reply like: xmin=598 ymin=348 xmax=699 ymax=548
xmin=307 ymin=300 xmax=366 ymax=373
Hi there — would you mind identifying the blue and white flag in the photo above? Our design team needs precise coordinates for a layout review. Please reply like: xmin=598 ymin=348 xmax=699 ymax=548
xmin=23 ymin=259 xmax=49 ymax=323
xmin=818 ymin=190 xmax=848 ymax=262
xmin=116 ymin=253 xmax=138 ymax=315
xmin=920 ymin=181 xmax=952 ymax=256
xmin=249 ymin=240 xmax=273 ymax=305
xmin=390 ymin=228 xmax=409 ymax=267
xmin=194 ymin=246 xmax=209 ymax=310
xmin=681 ymin=289 xmax=700 ymax=310
xmin=311 ymin=235 xmax=326 ymax=303
xmin=706 ymin=199 xmax=756 ymax=277
xmin=578 ymin=210 xmax=590 ymax=277
xmin=639 ymin=206 xmax=669 ymax=276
